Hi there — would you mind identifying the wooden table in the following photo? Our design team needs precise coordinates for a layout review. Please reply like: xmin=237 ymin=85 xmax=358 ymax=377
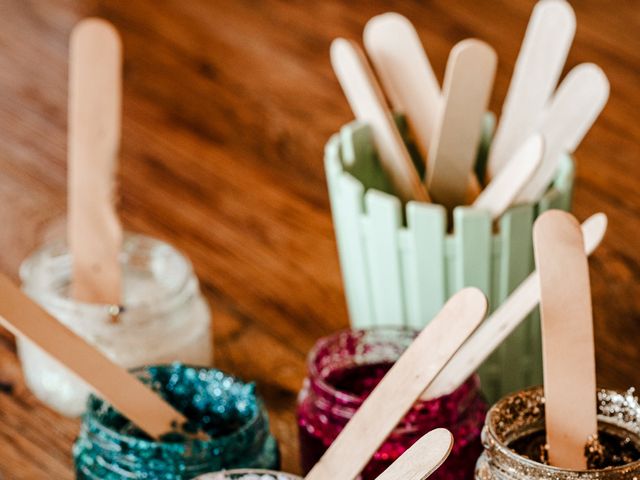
xmin=0 ymin=1 xmax=637 ymax=478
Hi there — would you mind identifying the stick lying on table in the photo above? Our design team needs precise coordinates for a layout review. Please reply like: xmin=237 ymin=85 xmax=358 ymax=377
xmin=68 ymin=18 xmax=123 ymax=305
xmin=534 ymin=210 xmax=597 ymax=469
xmin=0 ymin=273 xmax=195 ymax=440
xmin=425 ymin=213 xmax=607 ymax=399
xmin=374 ymin=428 xmax=453 ymax=480
xmin=331 ymin=38 xmax=430 ymax=203
xmin=305 ymin=287 xmax=487 ymax=480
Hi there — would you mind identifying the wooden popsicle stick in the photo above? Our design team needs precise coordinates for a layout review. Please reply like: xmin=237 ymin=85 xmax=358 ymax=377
xmin=427 ymin=39 xmax=497 ymax=210
xmin=374 ymin=428 xmax=453 ymax=480
xmin=516 ymin=64 xmax=610 ymax=202
xmin=472 ymin=134 xmax=543 ymax=219
xmin=425 ymin=213 xmax=607 ymax=399
xmin=330 ymin=38 xmax=430 ymax=203
xmin=305 ymin=288 xmax=487 ymax=480
xmin=534 ymin=211 xmax=598 ymax=470
xmin=363 ymin=12 xmax=441 ymax=163
xmin=0 ymin=273 xmax=190 ymax=440
xmin=487 ymin=0 xmax=576 ymax=178
xmin=68 ymin=18 xmax=123 ymax=304
xmin=465 ymin=175 xmax=482 ymax=204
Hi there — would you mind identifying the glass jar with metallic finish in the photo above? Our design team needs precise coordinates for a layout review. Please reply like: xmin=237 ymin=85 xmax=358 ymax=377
xmin=297 ymin=327 xmax=487 ymax=480
xmin=18 ymin=233 xmax=212 ymax=417
xmin=73 ymin=364 xmax=280 ymax=479
xmin=476 ymin=387 xmax=640 ymax=479
xmin=196 ymin=469 xmax=302 ymax=479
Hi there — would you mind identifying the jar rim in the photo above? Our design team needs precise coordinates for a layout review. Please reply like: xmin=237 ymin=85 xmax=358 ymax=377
xmin=485 ymin=386 xmax=640 ymax=475
xmin=196 ymin=469 xmax=302 ymax=479
xmin=305 ymin=326 xmax=478 ymax=408
xmin=306 ymin=326 xmax=418 ymax=406
xmin=82 ymin=364 xmax=269 ymax=453
xmin=19 ymin=232 xmax=195 ymax=319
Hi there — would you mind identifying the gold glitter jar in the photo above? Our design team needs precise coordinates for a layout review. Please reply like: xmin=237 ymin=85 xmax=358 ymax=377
xmin=476 ymin=387 xmax=640 ymax=479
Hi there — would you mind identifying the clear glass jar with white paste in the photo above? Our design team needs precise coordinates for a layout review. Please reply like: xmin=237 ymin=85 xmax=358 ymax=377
xmin=17 ymin=233 xmax=212 ymax=417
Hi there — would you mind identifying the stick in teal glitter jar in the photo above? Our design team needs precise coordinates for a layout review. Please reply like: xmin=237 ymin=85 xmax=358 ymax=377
xmin=73 ymin=364 xmax=280 ymax=479
xmin=0 ymin=273 xmax=280 ymax=479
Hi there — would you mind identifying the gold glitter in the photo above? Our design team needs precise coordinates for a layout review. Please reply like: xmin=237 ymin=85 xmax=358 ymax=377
xmin=585 ymin=433 xmax=605 ymax=467
xmin=475 ymin=387 xmax=640 ymax=479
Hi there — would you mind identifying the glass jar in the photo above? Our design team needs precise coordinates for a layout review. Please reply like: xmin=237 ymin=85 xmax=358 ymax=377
xmin=297 ymin=327 xmax=487 ymax=480
xmin=73 ymin=364 xmax=280 ymax=479
xmin=196 ymin=469 xmax=301 ymax=479
xmin=476 ymin=387 xmax=640 ymax=479
xmin=18 ymin=233 xmax=212 ymax=417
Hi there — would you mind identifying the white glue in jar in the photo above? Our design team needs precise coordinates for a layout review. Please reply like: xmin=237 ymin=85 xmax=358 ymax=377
xmin=17 ymin=232 xmax=212 ymax=417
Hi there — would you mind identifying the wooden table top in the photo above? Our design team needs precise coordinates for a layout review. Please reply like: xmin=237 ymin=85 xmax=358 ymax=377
xmin=0 ymin=1 xmax=638 ymax=478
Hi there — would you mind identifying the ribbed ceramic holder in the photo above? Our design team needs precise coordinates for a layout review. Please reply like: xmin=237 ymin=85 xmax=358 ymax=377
xmin=324 ymin=116 xmax=574 ymax=403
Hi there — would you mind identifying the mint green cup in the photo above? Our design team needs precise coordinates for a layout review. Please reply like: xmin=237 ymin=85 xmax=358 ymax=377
xmin=324 ymin=115 xmax=574 ymax=403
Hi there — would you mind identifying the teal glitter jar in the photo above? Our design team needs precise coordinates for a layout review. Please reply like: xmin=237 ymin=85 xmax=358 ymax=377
xmin=73 ymin=364 xmax=279 ymax=479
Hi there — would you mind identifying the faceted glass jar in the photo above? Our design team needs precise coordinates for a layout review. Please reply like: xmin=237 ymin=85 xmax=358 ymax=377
xmin=297 ymin=327 xmax=487 ymax=480
xmin=18 ymin=233 xmax=212 ymax=416
xmin=196 ymin=469 xmax=302 ymax=479
xmin=73 ymin=364 xmax=280 ymax=479
xmin=476 ymin=387 xmax=640 ymax=479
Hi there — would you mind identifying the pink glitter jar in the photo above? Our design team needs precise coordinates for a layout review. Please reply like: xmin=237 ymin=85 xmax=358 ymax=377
xmin=296 ymin=327 xmax=486 ymax=479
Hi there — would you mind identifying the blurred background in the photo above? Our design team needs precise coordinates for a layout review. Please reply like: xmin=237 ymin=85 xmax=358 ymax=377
xmin=0 ymin=1 xmax=637 ymax=477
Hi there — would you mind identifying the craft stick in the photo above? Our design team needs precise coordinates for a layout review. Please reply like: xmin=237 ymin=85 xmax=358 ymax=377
xmin=516 ymin=64 xmax=610 ymax=202
xmin=305 ymin=288 xmax=487 ymax=480
xmin=331 ymin=38 xmax=430 ymax=203
xmin=68 ymin=18 xmax=123 ymax=304
xmin=465 ymin=175 xmax=482 ymax=204
xmin=0 ymin=273 xmax=190 ymax=440
xmin=472 ymin=134 xmax=543 ymax=219
xmin=533 ymin=211 xmax=597 ymax=469
xmin=427 ymin=39 xmax=497 ymax=210
xmin=487 ymin=0 xmax=576 ymax=178
xmin=363 ymin=12 xmax=441 ymax=163
xmin=374 ymin=428 xmax=453 ymax=480
xmin=425 ymin=213 xmax=607 ymax=399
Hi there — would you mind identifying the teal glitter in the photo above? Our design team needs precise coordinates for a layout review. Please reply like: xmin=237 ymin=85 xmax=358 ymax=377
xmin=73 ymin=363 xmax=280 ymax=479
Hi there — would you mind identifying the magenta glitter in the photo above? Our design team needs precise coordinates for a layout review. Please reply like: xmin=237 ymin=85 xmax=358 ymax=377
xmin=296 ymin=328 xmax=487 ymax=479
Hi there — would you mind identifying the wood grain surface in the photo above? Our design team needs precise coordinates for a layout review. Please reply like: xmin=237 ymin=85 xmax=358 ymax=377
xmin=0 ymin=1 xmax=637 ymax=478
